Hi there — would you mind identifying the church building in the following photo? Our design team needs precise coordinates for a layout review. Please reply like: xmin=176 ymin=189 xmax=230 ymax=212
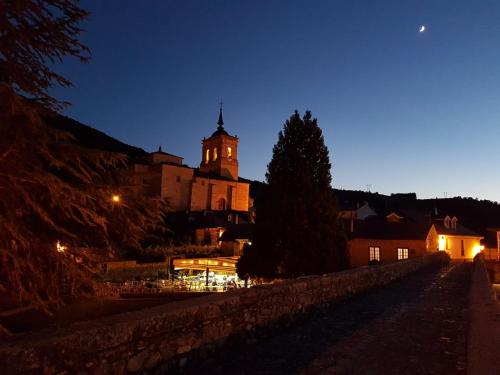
xmin=131 ymin=107 xmax=250 ymax=215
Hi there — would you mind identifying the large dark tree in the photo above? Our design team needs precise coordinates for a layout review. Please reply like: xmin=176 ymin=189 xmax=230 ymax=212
xmin=238 ymin=111 xmax=348 ymax=278
xmin=0 ymin=89 xmax=168 ymax=312
xmin=0 ymin=1 xmax=169 ymax=313
xmin=0 ymin=0 xmax=90 ymax=110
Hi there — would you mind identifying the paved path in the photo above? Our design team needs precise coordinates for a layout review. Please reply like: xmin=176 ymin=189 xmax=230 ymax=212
xmin=190 ymin=263 xmax=472 ymax=375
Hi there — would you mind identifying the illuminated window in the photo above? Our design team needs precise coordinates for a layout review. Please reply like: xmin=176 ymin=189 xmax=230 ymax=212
xmin=369 ymin=246 xmax=380 ymax=261
xmin=213 ymin=147 xmax=218 ymax=161
xmin=205 ymin=149 xmax=210 ymax=163
xmin=398 ymin=248 xmax=409 ymax=260
xmin=227 ymin=146 xmax=232 ymax=158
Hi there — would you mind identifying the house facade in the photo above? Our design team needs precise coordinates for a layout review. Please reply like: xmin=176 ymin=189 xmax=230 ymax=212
xmin=434 ymin=216 xmax=483 ymax=260
xmin=349 ymin=213 xmax=438 ymax=267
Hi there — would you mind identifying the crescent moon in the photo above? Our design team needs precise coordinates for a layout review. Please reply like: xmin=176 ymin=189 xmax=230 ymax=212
xmin=419 ymin=25 xmax=426 ymax=33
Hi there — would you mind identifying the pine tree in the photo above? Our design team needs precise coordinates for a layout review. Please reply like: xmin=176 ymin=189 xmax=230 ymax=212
xmin=0 ymin=91 xmax=168 ymax=311
xmin=237 ymin=111 xmax=348 ymax=278
xmin=0 ymin=1 xmax=169 ymax=312
xmin=0 ymin=0 xmax=90 ymax=110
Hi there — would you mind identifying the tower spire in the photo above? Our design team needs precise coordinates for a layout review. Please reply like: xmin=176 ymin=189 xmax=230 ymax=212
xmin=217 ymin=101 xmax=224 ymax=128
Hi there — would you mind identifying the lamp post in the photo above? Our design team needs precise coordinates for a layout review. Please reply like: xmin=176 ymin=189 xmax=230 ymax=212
xmin=111 ymin=194 xmax=121 ymax=214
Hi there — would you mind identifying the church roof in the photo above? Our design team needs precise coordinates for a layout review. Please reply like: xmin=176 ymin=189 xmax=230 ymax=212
xmin=209 ymin=105 xmax=232 ymax=137
xmin=211 ymin=126 xmax=229 ymax=137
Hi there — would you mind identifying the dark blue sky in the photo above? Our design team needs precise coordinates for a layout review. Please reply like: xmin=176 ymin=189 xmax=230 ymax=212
xmin=54 ymin=0 xmax=500 ymax=201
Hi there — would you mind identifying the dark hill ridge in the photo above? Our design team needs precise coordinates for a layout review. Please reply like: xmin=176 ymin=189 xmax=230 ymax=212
xmin=45 ymin=114 xmax=146 ymax=158
xmin=332 ymin=188 xmax=500 ymax=236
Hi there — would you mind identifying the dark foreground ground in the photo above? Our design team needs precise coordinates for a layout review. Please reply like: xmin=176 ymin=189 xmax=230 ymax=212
xmin=188 ymin=262 xmax=472 ymax=375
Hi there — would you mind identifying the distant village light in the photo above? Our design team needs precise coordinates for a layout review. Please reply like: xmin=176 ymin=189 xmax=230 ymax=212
xmin=112 ymin=194 xmax=121 ymax=203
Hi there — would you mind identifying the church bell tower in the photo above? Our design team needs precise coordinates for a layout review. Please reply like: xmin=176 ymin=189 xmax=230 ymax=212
xmin=199 ymin=105 xmax=239 ymax=180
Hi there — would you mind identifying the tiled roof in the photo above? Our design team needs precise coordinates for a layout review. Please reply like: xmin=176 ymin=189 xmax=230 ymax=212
xmin=151 ymin=150 xmax=183 ymax=158
xmin=432 ymin=219 xmax=482 ymax=238
xmin=350 ymin=217 xmax=432 ymax=240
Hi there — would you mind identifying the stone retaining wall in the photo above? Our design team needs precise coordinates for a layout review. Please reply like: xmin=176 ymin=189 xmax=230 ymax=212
xmin=484 ymin=260 xmax=500 ymax=283
xmin=0 ymin=253 xmax=448 ymax=374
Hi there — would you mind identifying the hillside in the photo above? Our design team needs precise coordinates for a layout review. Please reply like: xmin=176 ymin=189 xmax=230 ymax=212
xmin=45 ymin=114 xmax=146 ymax=158
xmin=334 ymin=189 xmax=500 ymax=235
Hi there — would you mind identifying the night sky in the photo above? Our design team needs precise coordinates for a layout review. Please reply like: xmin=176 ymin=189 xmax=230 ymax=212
xmin=53 ymin=0 xmax=500 ymax=201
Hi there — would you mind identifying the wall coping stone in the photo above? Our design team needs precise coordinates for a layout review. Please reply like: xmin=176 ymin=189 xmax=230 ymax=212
xmin=467 ymin=256 xmax=500 ymax=375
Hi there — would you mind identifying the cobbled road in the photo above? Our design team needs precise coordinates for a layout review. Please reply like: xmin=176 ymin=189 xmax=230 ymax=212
xmin=190 ymin=262 xmax=472 ymax=375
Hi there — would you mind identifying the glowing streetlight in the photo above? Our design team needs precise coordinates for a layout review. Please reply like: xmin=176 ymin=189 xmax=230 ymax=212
xmin=111 ymin=194 xmax=121 ymax=203
xmin=56 ymin=240 xmax=66 ymax=253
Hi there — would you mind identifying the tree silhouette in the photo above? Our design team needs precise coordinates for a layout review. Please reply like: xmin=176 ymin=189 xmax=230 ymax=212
xmin=0 ymin=91 xmax=169 ymax=312
xmin=237 ymin=111 xmax=348 ymax=278
xmin=0 ymin=2 xmax=168 ymax=313
xmin=0 ymin=0 xmax=90 ymax=110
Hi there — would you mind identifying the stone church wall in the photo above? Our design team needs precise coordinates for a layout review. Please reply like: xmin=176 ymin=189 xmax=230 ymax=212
xmin=0 ymin=253 xmax=448 ymax=374
xmin=160 ymin=164 xmax=194 ymax=210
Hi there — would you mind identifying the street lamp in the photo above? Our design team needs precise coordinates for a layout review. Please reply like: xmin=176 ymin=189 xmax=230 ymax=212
xmin=111 ymin=194 xmax=121 ymax=203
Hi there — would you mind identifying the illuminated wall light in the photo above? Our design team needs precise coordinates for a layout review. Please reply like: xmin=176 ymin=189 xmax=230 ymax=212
xmin=112 ymin=194 xmax=121 ymax=203
xmin=438 ymin=235 xmax=446 ymax=251
xmin=472 ymin=245 xmax=483 ymax=257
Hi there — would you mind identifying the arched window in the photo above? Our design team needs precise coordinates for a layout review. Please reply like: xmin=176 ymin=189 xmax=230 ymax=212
xmin=213 ymin=147 xmax=218 ymax=161
xmin=205 ymin=149 xmax=210 ymax=163
xmin=218 ymin=198 xmax=226 ymax=210
xmin=227 ymin=146 xmax=232 ymax=158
